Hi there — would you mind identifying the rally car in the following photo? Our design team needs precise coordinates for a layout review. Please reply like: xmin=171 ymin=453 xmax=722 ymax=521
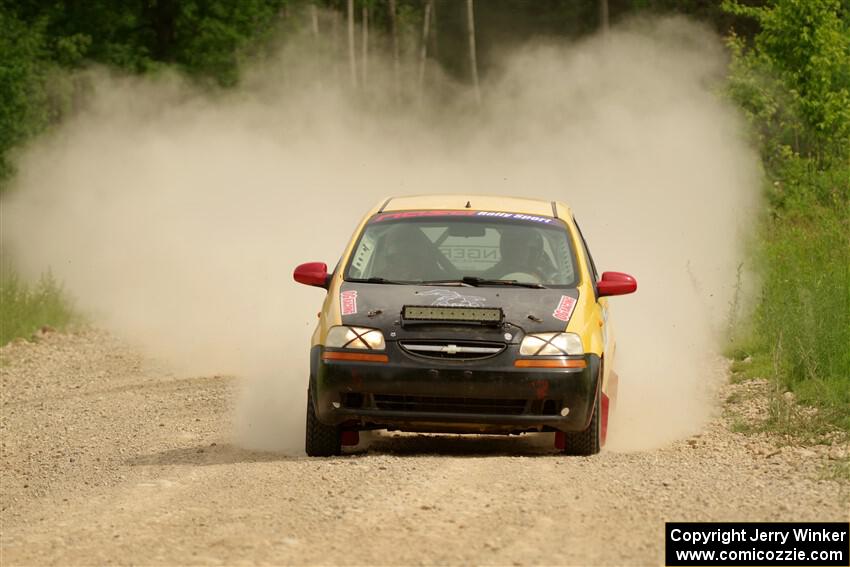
xmin=294 ymin=195 xmax=636 ymax=456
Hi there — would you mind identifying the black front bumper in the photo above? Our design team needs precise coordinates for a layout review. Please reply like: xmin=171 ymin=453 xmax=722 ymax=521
xmin=311 ymin=344 xmax=600 ymax=433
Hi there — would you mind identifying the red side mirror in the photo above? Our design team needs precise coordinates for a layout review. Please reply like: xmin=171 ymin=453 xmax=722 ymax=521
xmin=294 ymin=262 xmax=330 ymax=289
xmin=597 ymin=271 xmax=637 ymax=297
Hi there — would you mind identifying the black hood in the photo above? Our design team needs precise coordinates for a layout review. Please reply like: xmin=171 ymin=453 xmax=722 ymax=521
xmin=338 ymin=282 xmax=579 ymax=344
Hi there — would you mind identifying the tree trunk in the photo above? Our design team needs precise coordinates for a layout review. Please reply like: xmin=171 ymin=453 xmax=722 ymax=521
xmin=600 ymin=0 xmax=609 ymax=35
xmin=418 ymin=0 xmax=433 ymax=95
xmin=310 ymin=3 xmax=319 ymax=38
xmin=466 ymin=0 xmax=481 ymax=105
xmin=389 ymin=0 xmax=400 ymax=99
xmin=361 ymin=4 xmax=369 ymax=87
xmin=347 ymin=0 xmax=358 ymax=88
xmin=149 ymin=0 xmax=177 ymax=61
xmin=332 ymin=9 xmax=341 ymax=85
xmin=430 ymin=0 xmax=438 ymax=60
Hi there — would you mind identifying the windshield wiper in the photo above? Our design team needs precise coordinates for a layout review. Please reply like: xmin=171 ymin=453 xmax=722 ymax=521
xmin=418 ymin=279 xmax=475 ymax=287
xmin=461 ymin=276 xmax=546 ymax=289
xmin=352 ymin=277 xmax=545 ymax=289
xmin=348 ymin=277 xmax=412 ymax=285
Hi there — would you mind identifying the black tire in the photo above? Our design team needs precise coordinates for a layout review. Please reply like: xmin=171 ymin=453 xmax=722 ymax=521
xmin=305 ymin=384 xmax=341 ymax=457
xmin=562 ymin=384 xmax=601 ymax=456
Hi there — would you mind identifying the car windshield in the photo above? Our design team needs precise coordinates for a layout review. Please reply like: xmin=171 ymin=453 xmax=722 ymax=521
xmin=345 ymin=211 xmax=579 ymax=287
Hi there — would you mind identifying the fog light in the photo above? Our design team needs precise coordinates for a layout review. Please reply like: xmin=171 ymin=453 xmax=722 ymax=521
xmin=332 ymin=402 xmax=341 ymax=409
xmin=560 ymin=407 xmax=570 ymax=417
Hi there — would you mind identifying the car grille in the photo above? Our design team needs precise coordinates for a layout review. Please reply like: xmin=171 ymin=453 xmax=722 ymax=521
xmin=373 ymin=394 xmax=527 ymax=415
xmin=399 ymin=340 xmax=505 ymax=360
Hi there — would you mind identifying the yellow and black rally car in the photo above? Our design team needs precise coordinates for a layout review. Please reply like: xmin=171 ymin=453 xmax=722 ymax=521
xmin=294 ymin=195 xmax=636 ymax=456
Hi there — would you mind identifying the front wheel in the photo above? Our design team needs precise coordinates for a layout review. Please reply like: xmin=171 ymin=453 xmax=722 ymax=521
xmin=305 ymin=384 xmax=341 ymax=457
xmin=561 ymin=385 xmax=601 ymax=456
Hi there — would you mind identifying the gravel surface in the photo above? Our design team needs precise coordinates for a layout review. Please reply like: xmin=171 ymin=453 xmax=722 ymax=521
xmin=1 ymin=330 xmax=848 ymax=566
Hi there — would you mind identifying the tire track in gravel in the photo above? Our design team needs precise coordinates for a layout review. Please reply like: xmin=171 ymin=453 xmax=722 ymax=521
xmin=1 ymin=330 xmax=847 ymax=566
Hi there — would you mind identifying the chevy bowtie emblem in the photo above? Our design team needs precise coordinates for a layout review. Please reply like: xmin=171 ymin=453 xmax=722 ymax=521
xmin=444 ymin=344 xmax=460 ymax=354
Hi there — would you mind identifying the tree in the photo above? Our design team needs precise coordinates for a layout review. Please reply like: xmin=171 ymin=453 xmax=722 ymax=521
xmin=361 ymin=2 xmax=369 ymax=87
xmin=311 ymin=2 xmax=319 ymax=38
xmin=6 ymin=0 xmax=288 ymax=86
xmin=347 ymin=0 xmax=358 ymax=88
xmin=418 ymin=0 xmax=433 ymax=95
xmin=0 ymin=11 xmax=49 ymax=184
xmin=388 ymin=0 xmax=400 ymax=98
xmin=600 ymin=0 xmax=609 ymax=34
xmin=466 ymin=0 xmax=480 ymax=104
xmin=724 ymin=0 xmax=850 ymax=160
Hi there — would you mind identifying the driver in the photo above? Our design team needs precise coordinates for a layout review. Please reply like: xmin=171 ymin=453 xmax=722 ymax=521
xmin=483 ymin=226 xmax=554 ymax=281
xmin=380 ymin=224 xmax=438 ymax=281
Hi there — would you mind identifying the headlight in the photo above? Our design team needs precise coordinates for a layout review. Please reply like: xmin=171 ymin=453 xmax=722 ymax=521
xmin=519 ymin=332 xmax=583 ymax=356
xmin=326 ymin=326 xmax=386 ymax=350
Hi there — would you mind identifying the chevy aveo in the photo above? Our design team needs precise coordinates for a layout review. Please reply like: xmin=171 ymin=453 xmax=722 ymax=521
xmin=294 ymin=195 xmax=636 ymax=456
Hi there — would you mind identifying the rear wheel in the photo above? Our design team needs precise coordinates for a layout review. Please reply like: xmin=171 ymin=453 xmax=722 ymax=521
xmin=562 ymin=385 xmax=601 ymax=456
xmin=305 ymin=384 xmax=341 ymax=457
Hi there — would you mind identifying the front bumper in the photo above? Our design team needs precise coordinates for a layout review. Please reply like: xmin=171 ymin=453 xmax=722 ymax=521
xmin=311 ymin=343 xmax=600 ymax=433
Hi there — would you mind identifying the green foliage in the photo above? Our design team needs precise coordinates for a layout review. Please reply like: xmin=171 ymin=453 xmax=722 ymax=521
xmin=725 ymin=33 xmax=803 ymax=167
xmin=633 ymin=0 xmax=763 ymax=38
xmin=723 ymin=0 xmax=850 ymax=160
xmin=725 ymin=0 xmax=850 ymax=432
xmin=0 ymin=11 xmax=51 ymax=183
xmin=173 ymin=0 xmax=288 ymax=86
xmin=0 ymin=267 xmax=76 ymax=346
xmin=5 ymin=0 xmax=288 ymax=83
xmin=0 ymin=0 xmax=290 ymax=190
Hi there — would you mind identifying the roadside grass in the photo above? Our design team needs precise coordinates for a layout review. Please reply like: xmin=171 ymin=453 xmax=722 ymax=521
xmin=826 ymin=459 xmax=850 ymax=482
xmin=0 ymin=263 xmax=76 ymax=346
xmin=726 ymin=346 xmax=848 ymax=444
xmin=758 ymin=203 xmax=850 ymax=434
xmin=726 ymin=157 xmax=850 ymax=436
xmin=724 ymin=361 xmax=849 ymax=482
xmin=726 ymin=349 xmax=774 ymax=384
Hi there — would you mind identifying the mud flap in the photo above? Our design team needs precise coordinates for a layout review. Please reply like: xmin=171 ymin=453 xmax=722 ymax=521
xmin=601 ymin=393 xmax=609 ymax=447
xmin=554 ymin=431 xmax=566 ymax=450
xmin=340 ymin=430 xmax=360 ymax=446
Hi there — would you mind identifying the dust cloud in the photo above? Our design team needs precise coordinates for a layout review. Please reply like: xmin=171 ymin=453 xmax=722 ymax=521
xmin=1 ymin=17 xmax=760 ymax=453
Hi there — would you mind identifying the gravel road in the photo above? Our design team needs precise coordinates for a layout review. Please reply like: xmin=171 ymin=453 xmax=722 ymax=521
xmin=1 ymin=330 xmax=847 ymax=566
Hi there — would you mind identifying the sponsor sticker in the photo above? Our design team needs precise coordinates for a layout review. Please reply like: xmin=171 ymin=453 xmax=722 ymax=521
xmin=475 ymin=211 xmax=554 ymax=224
xmin=553 ymin=295 xmax=577 ymax=322
xmin=372 ymin=211 xmax=477 ymax=222
xmin=371 ymin=210 xmax=554 ymax=224
xmin=340 ymin=290 xmax=358 ymax=316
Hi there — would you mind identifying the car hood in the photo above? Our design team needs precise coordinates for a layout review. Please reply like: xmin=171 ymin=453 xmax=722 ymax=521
xmin=337 ymin=282 xmax=579 ymax=344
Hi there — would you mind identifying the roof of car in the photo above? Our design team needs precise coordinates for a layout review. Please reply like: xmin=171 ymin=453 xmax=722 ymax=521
xmin=378 ymin=194 xmax=570 ymax=218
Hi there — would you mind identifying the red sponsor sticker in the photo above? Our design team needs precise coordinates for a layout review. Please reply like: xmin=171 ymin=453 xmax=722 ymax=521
xmin=552 ymin=295 xmax=576 ymax=322
xmin=340 ymin=290 xmax=358 ymax=316
xmin=372 ymin=210 xmax=478 ymax=222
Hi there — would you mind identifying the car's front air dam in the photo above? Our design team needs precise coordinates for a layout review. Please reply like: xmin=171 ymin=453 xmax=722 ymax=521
xmin=311 ymin=344 xmax=600 ymax=432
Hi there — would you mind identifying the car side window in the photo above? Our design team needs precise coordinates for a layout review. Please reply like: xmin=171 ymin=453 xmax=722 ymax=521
xmin=349 ymin=229 xmax=380 ymax=279
xmin=541 ymin=229 xmax=575 ymax=284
